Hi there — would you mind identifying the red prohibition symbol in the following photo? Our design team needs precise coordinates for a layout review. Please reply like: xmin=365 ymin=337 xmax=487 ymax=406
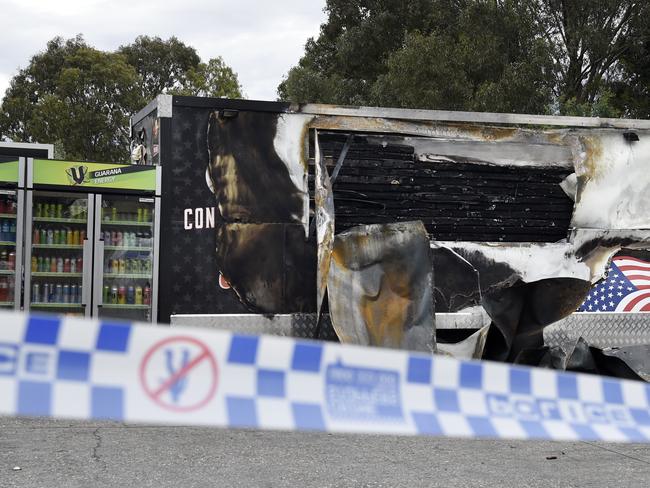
xmin=139 ymin=336 xmax=219 ymax=412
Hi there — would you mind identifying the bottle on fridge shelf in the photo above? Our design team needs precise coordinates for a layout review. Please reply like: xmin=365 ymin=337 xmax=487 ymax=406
xmin=63 ymin=284 xmax=69 ymax=304
xmin=64 ymin=258 xmax=71 ymax=273
xmin=8 ymin=252 xmax=15 ymax=271
xmin=71 ymin=259 xmax=76 ymax=273
xmin=31 ymin=256 xmax=37 ymax=273
xmin=143 ymin=283 xmax=151 ymax=306
xmin=77 ymin=257 xmax=83 ymax=273
xmin=50 ymin=258 xmax=56 ymax=273
xmin=0 ymin=278 xmax=7 ymax=302
xmin=127 ymin=286 xmax=135 ymax=305
xmin=33 ymin=228 xmax=40 ymax=244
xmin=56 ymin=284 xmax=63 ymax=303
xmin=57 ymin=258 xmax=63 ymax=273
xmin=47 ymin=229 xmax=53 ymax=245
xmin=110 ymin=285 xmax=118 ymax=304
xmin=103 ymin=285 xmax=110 ymax=303
xmin=135 ymin=286 xmax=143 ymax=305
xmin=40 ymin=229 xmax=47 ymax=244
xmin=118 ymin=286 xmax=126 ymax=305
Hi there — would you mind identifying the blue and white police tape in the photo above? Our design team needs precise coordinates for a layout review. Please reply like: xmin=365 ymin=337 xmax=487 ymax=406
xmin=0 ymin=310 xmax=649 ymax=442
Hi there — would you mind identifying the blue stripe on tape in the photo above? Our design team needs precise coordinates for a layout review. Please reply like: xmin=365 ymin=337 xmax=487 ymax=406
xmin=1 ymin=310 xmax=650 ymax=443
xmin=25 ymin=316 xmax=60 ymax=345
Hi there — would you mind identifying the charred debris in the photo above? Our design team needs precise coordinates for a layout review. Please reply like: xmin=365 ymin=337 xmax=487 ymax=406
xmin=204 ymin=102 xmax=650 ymax=380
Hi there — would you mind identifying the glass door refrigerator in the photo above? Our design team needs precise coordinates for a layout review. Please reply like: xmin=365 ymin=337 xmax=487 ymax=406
xmin=93 ymin=194 xmax=157 ymax=321
xmin=25 ymin=158 xmax=161 ymax=321
xmin=0 ymin=156 xmax=25 ymax=311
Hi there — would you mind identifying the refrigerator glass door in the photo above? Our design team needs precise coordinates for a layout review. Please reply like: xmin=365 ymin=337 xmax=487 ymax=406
xmin=26 ymin=191 xmax=92 ymax=316
xmin=95 ymin=195 xmax=154 ymax=321
xmin=0 ymin=190 xmax=19 ymax=309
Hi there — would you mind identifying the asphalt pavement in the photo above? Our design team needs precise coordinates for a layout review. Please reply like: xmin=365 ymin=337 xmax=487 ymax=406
xmin=1 ymin=417 xmax=650 ymax=487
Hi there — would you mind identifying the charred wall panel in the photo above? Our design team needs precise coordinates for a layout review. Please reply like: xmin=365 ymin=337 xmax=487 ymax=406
xmin=310 ymin=132 xmax=574 ymax=243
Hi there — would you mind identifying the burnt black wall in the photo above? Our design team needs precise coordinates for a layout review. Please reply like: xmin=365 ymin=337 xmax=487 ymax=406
xmin=312 ymin=132 xmax=574 ymax=243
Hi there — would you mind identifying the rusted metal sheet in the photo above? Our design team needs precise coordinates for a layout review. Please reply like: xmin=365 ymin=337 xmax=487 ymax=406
xmin=327 ymin=221 xmax=435 ymax=352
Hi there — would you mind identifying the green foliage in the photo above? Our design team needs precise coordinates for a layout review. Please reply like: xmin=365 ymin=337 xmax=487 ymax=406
xmin=171 ymin=57 xmax=243 ymax=99
xmin=0 ymin=36 xmax=141 ymax=161
xmin=0 ymin=35 xmax=243 ymax=160
xmin=280 ymin=0 xmax=650 ymax=117
xmin=117 ymin=36 xmax=201 ymax=100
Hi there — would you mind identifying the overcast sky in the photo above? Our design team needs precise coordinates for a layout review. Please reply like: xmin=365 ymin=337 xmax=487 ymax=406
xmin=0 ymin=0 xmax=327 ymax=102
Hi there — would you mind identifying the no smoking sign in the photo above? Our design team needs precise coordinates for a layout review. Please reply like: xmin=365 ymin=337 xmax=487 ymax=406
xmin=139 ymin=336 xmax=219 ymax=412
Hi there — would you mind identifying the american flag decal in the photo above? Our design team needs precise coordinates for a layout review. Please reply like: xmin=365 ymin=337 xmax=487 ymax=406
xmin=579 ymin=256 xmax=650 ymax=312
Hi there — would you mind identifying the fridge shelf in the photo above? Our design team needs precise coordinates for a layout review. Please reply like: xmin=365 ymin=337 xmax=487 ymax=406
xmin=104 ymin=273 xmax=152 ymax=279
xmin=101 ymin=220 xmax=152 ymax=227
xmin=101 ymin=303 xmax=150 ymax=309
xmin=0 ymin=269 xmax=15 ymax=275
xmin=0 ymin=213 xmax=16 ymax=219
xmin=34 ymin=217 xmax=86 ymax=223
xmin=32 ymin=272 xmax=83 ymax=278
xmin=0 ymin=301 xmax=14 ymax=306
xmin=31 ymin=302 xmax=83 ymax=308
xmin=0 ymin=241 xmax=16 ymax=246
xmin=105 ymin=246 xmax=152 ymax=251
xmin=33 ymin=244 xmax=83 ymax=249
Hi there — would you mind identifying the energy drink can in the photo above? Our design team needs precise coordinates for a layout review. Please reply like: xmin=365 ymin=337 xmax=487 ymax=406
xmin=42 ymin=283 xmax=49 ymax=303
xmin=103 ymin=285 xmax=110 ymax=303
xmin=127 ymin=286 xmax=135 ymax=305
xmin=42 ymin=204 xmax=49 ymax=218
xmin=47 ymin=229 xmax=53 ymax=245
xmin=40 ymin=229 xmax=47 ymax=244
xmin=50 ymin=258 xmax=56 ymax=273
xmin=57 ymin=258 xmax=63 ymax=273
xmin=112 ymin=259 xmax=119 ymax=274
xmin=71 ymin=285 xmax=78 ymax=303
xmin=137 ymin=208 xmax=143 ymax=222
xmin=55 ymin=284 xmax=63 ymax=303
xmin=32 ymin=283 xmax=39 ymax=303
xmin=64 ymin=258 xmax=71 ymax=273
xmin=110 ymin=285 xmax=118 ymax=304
xmin=119 ymin=259 xmax=126 ymax=274
xmin=143 ymin=284 xmax=151 ymax=305
xmin=71 ymin=259 xmax=76 ymax=273
xmin=60 ymin=229 xmax=67 ymax=245
xmin=56 ymin=204 xmax=63 ymax=218
xmin=53 ymin=229 xmax=60 ymax=245
xmin=135 ymin=286 xmax=143 ymax=305
xmin=38 ymin=256 xmax=44 ymax=272
xmin=31 ymin=256 xmax=37 ymax=273
xmin=43 ymin=257 xmax=49 ymax=273
xmin=73 ymin=230 xmax=80 ymax=245
xmin=63 ymin=284 xmax=69 ymax=303
xmin=143 ymin=208 xmax=149 ymax=222
xmin=33 ymin=229 xmax=40 ymax=244
xmin=36 ymin=203 xmax=42 ymax=218
xmin=67 ymin=230 xmax=73 ymax=245
xmin=118 ymin=286 xmax=126 ymax=305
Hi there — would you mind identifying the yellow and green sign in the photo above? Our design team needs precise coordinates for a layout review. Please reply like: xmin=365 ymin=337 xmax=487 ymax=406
xmin=33 ymin=159 xmax=156 ymax=191
xmin=0 ymin=160 xmax=19 ymax=184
